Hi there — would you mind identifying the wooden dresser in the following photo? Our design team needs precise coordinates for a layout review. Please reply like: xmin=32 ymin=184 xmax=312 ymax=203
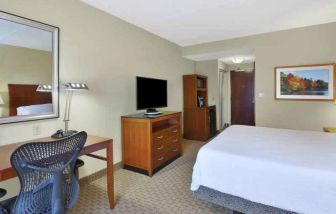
xmin=121 ymin=111 xmax=182 ymax=176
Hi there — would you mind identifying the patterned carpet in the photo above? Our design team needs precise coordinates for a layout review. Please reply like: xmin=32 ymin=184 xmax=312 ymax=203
xmin=69 ymin=140 xmax=231 ymax=214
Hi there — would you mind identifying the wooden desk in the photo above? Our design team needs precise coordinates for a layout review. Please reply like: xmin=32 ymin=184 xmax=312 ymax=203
xmin=0 ymin=135 xmax=115 ymax=209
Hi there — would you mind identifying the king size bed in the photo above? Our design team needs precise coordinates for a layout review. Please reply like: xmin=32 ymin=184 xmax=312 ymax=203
xmin=191 ymin=125 xmax=336 ymax=214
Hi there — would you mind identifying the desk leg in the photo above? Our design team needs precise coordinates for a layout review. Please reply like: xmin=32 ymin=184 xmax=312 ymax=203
xmin=106 ymin=142 xmax=115 ymax=209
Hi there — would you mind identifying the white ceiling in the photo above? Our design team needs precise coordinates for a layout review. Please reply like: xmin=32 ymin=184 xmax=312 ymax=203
xmin=81 ymin=0 xmax=336 ymax=46
xmin=0 ymin=19 xmax=52 ymax=52
xmin=185 ymin=48 xmax=255 ymax=63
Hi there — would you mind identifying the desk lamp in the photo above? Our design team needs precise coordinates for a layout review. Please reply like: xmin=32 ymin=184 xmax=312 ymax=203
xmin=52 ymin=83 xmax=89 ymax=138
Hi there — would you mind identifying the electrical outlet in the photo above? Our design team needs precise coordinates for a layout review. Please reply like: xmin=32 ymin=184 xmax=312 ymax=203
xmin=33 ymin=125 xmax=41 ymax=136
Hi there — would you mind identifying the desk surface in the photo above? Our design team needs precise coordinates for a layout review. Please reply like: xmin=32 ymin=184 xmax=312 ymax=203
xmin=0 ymin=135 xmax=111 ymax=181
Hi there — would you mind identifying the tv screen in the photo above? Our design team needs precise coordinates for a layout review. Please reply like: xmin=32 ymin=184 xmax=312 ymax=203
xmin=136 ymin=76 xmax=167 ymax=110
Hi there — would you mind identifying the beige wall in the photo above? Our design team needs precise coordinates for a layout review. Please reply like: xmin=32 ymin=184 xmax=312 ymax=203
xmin=184 ymin=22 xmax=336 ymax=131
xmin=0 ymin=0 xmax=194 ymax=199
xmin=195 ymin=60 xmax=220 ymax=129
xmin=0 ymin=44 xmax=52 ymax=117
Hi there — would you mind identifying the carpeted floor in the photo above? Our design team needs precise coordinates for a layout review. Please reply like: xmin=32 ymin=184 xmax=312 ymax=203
xmin=69 ymin=140 xmax=231 ymax=214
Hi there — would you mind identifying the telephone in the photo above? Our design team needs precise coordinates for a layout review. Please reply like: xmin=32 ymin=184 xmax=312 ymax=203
xmin=51 ymin=129 xmax=78 ymax=139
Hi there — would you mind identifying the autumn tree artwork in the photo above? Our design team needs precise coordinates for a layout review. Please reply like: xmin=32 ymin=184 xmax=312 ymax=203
xmin=280 ymin=69 xmax=329 ymax=96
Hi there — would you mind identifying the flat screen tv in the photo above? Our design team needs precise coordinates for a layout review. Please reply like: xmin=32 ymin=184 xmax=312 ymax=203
xmin=136 ymin=76 xmax=167 ymax=114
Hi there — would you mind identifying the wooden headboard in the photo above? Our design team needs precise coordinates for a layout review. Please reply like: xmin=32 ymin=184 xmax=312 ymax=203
xmin=8 ymin=84 xmax=52 ymax=116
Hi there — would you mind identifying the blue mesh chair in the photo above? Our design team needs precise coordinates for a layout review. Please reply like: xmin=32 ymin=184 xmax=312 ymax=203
xmin=0 ymin=131 xmax=87 ymax=214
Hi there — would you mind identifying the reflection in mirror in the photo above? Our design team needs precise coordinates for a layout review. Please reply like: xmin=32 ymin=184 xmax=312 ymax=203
xmin=0 ymin=12 xmax=58 ymax=124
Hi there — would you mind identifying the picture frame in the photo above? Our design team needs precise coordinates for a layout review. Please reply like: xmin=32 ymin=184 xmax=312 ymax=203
xmin=275 ymin=64 xmax=336 ymax=101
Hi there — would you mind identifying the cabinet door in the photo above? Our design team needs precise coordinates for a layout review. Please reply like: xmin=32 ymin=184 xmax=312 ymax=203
xmin=183 ymin=108 xmax=209 ymax=141
xmin=122 ymin=119 xmax=150 ymax=170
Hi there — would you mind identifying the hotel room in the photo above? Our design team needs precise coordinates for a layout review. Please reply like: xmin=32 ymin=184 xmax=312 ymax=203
xmin=0 ymin=0 xmax=336 ymax=213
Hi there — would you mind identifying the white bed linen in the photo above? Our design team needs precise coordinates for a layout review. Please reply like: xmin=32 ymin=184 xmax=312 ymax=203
xmin=191 ymin=125 xmax=336 ymax=214
xmin=17 ymin=103 xmax=53 ymax=116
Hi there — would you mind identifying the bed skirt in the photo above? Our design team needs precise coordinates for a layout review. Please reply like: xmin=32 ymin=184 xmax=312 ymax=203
xmin=193 ymin=186 xmax=296 ymax=214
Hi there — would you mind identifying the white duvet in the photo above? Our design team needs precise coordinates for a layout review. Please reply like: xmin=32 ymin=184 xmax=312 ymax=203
xmin=191 ymin=125 xmax=336 ymax=214
xmin=17 ymin=103 xmax=53 ymax=116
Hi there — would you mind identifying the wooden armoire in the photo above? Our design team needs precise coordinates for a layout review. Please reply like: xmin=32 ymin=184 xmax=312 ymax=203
xmin=183 ymin=74 xmax=216 ymax=141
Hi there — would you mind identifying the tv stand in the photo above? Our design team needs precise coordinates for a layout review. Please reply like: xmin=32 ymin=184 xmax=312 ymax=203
xmin=144 ymin=108 xmax=162 ymax=115
xmin=121 ymin=111 xmax=182 ymax=176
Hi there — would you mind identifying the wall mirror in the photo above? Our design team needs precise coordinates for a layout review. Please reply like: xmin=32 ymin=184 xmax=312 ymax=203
xmin=0 ymin=11 xmax=59 ymax=124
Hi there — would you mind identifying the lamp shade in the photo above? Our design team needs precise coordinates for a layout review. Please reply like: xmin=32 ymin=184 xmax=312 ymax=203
xmin=0 ymin=95 xmax=4 ymax=105
xmin=64 ymin=83 xmax=89 ymax=90
xmin=37 ymin=84 xmax=53 ymax=92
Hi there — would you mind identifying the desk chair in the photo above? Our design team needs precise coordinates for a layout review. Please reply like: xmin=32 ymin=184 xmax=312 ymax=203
xmin=0 ymin=131 xmax=87 ymax=214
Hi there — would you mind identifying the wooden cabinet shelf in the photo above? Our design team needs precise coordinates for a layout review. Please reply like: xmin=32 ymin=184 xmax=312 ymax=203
xmin=121 ymin=111 xmax=182 ymax=176
xmin=153 ymin=123 xmax=178 ymax=133
xmin=183 ymin=74 xmax=216 ymax=141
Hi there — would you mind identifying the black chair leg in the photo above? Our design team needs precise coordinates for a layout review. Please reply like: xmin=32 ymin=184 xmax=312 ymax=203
xmin=74 ymin=159 xmax=84 ymax=179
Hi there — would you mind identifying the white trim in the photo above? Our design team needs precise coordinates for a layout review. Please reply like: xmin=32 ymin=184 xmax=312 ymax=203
xmin=0 ymin=12 xmax=59 ymax=124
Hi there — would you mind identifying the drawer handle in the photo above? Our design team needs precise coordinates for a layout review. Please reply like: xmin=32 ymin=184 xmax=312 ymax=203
xmin=157 ymin=157 xmax=164 ymax=161
xmin=172 ymin=129 xmax=178 ymax=133
xmin=157 ymin=135 xmax=163 ymax=139
xmin=157 ymin=146 xmax=164 ymax=150
xmin=172 ymin=148 xmax=178 ymax=152
xmin=173 ymin=139 xmax=178 ymax=143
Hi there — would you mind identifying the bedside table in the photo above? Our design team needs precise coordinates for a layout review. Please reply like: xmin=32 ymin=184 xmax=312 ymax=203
xmin=323 ymin=127 xmax=336 ymax=133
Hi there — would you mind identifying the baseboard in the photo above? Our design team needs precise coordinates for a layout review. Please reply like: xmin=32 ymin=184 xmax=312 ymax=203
xmin=79 ymin=161 xmax=122 ymax=185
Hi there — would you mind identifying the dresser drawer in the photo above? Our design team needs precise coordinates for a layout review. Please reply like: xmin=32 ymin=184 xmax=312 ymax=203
xmin=166 ymin=126 xmax=180 ymax=138
xmin=152 ymin=131 xmax=166 ymax=143
xmin=153 ymin=153 xmax=166 ymax=168
xmin=152 ymin=141 xmax=165 ymax=155
xmin=166 ymin=143 xmax=180 ymax=160
xmin=166 ymin=136 xmax=179 ymax=146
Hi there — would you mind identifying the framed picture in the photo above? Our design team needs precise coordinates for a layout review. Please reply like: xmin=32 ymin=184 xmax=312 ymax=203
xmin=275 ymin=64 xmax=336 ymax=100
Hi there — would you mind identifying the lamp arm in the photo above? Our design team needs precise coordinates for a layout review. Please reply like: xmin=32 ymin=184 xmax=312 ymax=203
xmin=64 ymin=90 xmax=73 ymax=132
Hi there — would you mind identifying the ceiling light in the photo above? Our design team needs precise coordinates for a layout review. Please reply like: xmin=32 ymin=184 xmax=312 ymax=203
xmin=232 ymin=57 xmax=244 ymax=64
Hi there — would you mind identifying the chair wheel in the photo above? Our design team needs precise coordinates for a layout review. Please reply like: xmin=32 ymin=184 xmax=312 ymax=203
xmin=0 ymin=189 xmax=6 ymax=198
xmin=75 ymin=159 xmax=84 ymax=168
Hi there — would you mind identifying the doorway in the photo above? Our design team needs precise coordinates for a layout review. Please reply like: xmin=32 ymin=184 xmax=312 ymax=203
xmin=230 ymin=70 xmax=255 ymax=126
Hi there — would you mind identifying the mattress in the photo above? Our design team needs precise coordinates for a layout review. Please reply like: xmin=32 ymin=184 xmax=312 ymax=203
xmin=191 ymin=125 xmax=336 ymax=214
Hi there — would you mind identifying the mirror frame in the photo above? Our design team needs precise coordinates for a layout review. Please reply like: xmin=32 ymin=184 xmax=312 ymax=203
xmin=0 ymin=11 xmax=59 ymax=124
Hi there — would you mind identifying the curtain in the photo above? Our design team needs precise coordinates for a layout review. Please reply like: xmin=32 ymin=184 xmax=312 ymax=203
xmin=219 ymin=68 xmax=231 ymax=129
